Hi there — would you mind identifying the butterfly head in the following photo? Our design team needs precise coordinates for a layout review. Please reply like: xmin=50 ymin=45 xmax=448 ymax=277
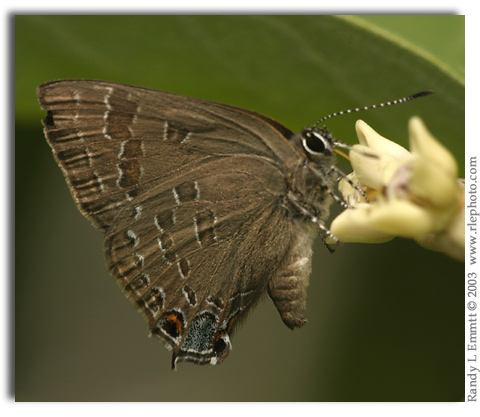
xmin=288 ymin=126 xmax=339 ymax=171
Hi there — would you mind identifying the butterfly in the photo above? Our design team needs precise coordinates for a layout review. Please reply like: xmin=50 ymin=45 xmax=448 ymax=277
xmin=37 ymin=80 xmax=428 ymax=368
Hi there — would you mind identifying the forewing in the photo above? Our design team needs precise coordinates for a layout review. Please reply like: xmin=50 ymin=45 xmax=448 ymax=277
xmin=37 ymin=80 xmax=296 ymax=230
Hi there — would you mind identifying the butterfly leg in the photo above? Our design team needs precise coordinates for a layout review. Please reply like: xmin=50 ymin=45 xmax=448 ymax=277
xmin=326 ymin=165 xmax=369 ymax=203
xmin=285 ymin=191 xmax=339 ymax=254
xmin=308 ymin=165 xmax=353 ymax=211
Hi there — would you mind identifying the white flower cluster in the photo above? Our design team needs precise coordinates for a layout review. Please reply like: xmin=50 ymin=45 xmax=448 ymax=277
xmin=329 ymin=117 xmax=464 ymax=262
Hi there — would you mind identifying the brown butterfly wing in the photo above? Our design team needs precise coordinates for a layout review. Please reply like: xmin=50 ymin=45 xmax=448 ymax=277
xmin=37 ymin=79 xmax=296 ymax=230
xmin=38 ymin=79 xmax=313 ymax=367
xmin=104 ymin=157 xmax=294 ymax=366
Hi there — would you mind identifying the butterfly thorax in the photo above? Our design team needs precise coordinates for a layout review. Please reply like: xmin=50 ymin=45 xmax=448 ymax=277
xmin=285 ymin=127 xmax=337 ymax=222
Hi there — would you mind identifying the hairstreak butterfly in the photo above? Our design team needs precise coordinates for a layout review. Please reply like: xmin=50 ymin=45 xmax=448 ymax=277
xmin=37 ymin=80 xmax=430 ymax=368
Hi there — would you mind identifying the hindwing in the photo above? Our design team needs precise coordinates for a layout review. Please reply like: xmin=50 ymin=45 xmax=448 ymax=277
xmin=104 ymin=159 xmax=293 ymax=366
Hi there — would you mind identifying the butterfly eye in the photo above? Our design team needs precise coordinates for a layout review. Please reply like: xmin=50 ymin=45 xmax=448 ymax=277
xmin=301 ymin=129 xmax=331 ymax=155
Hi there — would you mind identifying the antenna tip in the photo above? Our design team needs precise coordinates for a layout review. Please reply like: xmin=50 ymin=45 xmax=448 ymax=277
xmin=412 ymin=90 xmax=435 ymax=98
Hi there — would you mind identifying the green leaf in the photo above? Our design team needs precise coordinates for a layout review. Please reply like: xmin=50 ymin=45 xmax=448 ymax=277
xmin=17 ymin=15 xmax=464 ymax=169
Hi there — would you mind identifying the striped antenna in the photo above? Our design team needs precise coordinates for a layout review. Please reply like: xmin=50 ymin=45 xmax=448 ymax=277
xmin=313 ymin=90 xmax=434 ymax=127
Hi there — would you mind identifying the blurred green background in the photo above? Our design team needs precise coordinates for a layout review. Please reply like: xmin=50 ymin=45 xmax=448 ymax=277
xmin=15 ymin=15 xmax=464 ymax=401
